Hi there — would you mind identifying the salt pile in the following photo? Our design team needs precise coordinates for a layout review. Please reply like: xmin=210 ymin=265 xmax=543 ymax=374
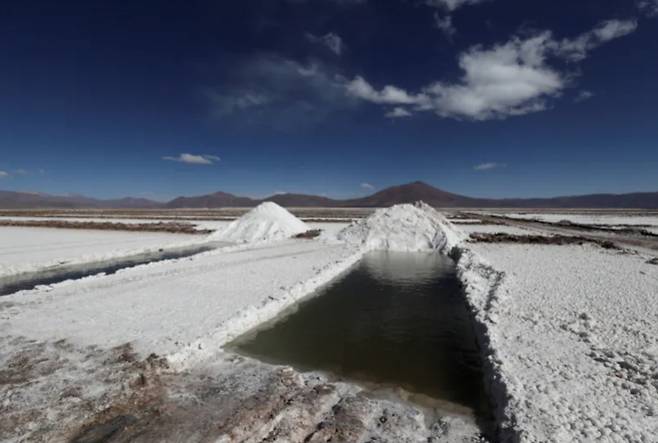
xmin=338 ymin=202 xmax=464 ymax=252
xmin=209 ymin=202 xmax=309 ymax=243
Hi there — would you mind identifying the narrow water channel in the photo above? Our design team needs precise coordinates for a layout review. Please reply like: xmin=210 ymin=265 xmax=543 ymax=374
xmin=228 ymin=251 xmax=491 ymax=426
xmin=0 ymin=242 xmax=224 ymax=296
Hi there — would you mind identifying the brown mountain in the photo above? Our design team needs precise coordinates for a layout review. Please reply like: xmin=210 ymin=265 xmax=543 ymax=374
xmin=0 ymin=191 xmax=98 ymax=209
xmin=343 ymin=181 xmax=483 ymax=207
xmin=162 ymin=182 xmax=480 ymax=208
xmin=165 ymin=191 xmax=257 ymax=208
xmin=0 ymin=191 xmax=163 ymax=209
xmin=1 ymin=182 xmax=658 ymax=209
xmin=262 ymin=193 xmax=341 ymax=207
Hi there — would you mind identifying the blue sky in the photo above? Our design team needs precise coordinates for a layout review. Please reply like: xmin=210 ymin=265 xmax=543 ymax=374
xmin=1 ymin=0 xmax=657 ymax=201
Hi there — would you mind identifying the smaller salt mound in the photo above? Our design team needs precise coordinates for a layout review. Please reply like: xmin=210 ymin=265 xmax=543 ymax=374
xmin=209 ymin=202 xmax=309 ymax=243
xmin=338 ymin=202 xmax=464 ymax=253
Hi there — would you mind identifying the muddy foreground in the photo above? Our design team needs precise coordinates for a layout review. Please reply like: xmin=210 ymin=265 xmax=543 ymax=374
xmin=0 ymin=336 xmax=484 ymax=442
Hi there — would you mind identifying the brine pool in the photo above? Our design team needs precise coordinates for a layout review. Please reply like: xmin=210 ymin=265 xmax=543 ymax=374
xmin=228 ymin=251 xmax=492 ymax=429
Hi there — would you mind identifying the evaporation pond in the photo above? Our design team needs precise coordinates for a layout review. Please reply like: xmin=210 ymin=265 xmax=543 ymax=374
xmin=228 ymin=251 xmax=489 ymax=418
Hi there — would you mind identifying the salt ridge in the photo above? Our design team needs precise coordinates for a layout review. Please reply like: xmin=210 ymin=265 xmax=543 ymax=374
xmin=337 ymin=202 xmax=465 ymax=252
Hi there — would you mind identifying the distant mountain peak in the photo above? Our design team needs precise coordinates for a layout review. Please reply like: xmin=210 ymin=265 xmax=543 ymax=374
xmin=1 ymin=182 xmax=658 ymax=209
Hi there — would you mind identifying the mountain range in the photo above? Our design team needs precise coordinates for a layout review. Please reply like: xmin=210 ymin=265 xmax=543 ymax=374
xmin=1 ymin=182 xmax=658 ymax=209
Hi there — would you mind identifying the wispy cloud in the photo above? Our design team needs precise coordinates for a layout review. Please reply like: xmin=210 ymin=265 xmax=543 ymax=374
xmin=434 ymin=13 xmax=456 ymax=39
xmin=425 ymin=0 xmax=487 ymax=41
xmin=206 ymin=55 xmax=355 ymax=129
xmin=385 ymin=107 xmax=413 ymax=118
xmin=360 ymin=182 xmax=375 ymax=190
xmin=425 ymin=0 xmax=487 ymax=12
xmin=287 ymin=0 xmax=366 ymax=4
xmin=554 ymin=20 xmax=637 ymax=62
xmin=8 ymin=168 xmax=44 ymax=177
xmin=163 ymin=153 xmax=220 ymax=165
xmin=427 ymin=0 xmax=486 ymax=37
xmin=638 ymin=0 xmax=658 ymax=17
xmin=306 ymin=32 xmax=344 ymax=55
xmin=474 ymin=162 xmax=506 ymax=171
xmin=0 ymin=168 xmax=38 ymax=178
xmin=346 ymin=19 xmax=637 ymax=121
xmin=574 ymin=90 xmax=594 ymax=103
xmin=346 ymin=76 xmax=423 ymax=105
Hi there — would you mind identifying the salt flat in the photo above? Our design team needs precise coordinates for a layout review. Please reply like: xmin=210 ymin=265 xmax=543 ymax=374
xmin=465 ymin=242 xmax=658 ymax=442
xmin=2 ymin=206 xmax=657 ymax=442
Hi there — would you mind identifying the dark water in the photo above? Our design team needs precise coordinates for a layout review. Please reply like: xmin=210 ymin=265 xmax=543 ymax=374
xmin=0 ymin=243 xmax=222 ymax=296
xmin=229 ymin=251 xmax=490 ymax=422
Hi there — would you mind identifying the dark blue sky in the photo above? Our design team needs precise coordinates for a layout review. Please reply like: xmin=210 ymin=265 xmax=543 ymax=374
xmin=1 ymin=0 xmax=657 ymax=200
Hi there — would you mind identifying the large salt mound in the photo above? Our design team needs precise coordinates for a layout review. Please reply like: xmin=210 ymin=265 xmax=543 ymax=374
xmin=209 ymin=202 xmax=309 ymax=243
xmin=338 ymin=202 xmax=464 ymax=252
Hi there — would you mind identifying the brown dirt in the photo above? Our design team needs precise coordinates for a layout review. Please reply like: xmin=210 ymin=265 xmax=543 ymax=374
xmin=468 ymin=233 xmax=619 ymax=249
xmin=451 ymin=220 xmax=506 ymax=226
xmin=66 ymin=364 xmax=354 ymax=443
xmin=2 ymin=336 xmax=480 ymax=442
xmin=64 ymin=363 xmax=446 ymax=443
xmin=0 ymin=338 xmax=171 ymax=442
xmin=293 ymin=229 xmax=323 ymax=239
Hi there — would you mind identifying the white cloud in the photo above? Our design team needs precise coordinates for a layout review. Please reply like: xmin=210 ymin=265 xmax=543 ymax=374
xmin=346 ymin=20 xmax=638 ymax=121
xmin=306 ymin=32 xmax=344 ymax=55
xmin=422 ymin=32 xmax=564 ymax=120
xmin=348 ymin=32 xmax=563 ymax=120
xmin=425 ymin=0 xmax=486 ymax=12
xmin=163 ymin=153 xmax=220 ymax=165
xmin=0 ymin=171 xmax=9 ymax=178
xmin=346 ymin=76 xmax=426 ymax=105
xmin=593 ymin=20 xmax=638 ymax=40
xmin=360 ymin=182 xmax=375 ymax=190
xmin=434 ymin=13 xmax=456 ymax=38
xmin=474 ymin=162 xmax=506 ymax=171
xmin=385 ymin=107 xmax=413 ymax=118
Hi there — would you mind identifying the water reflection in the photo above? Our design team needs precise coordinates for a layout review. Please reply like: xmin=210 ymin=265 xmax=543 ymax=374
xmin=361 ymin=251 xmax=455 ymax=286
